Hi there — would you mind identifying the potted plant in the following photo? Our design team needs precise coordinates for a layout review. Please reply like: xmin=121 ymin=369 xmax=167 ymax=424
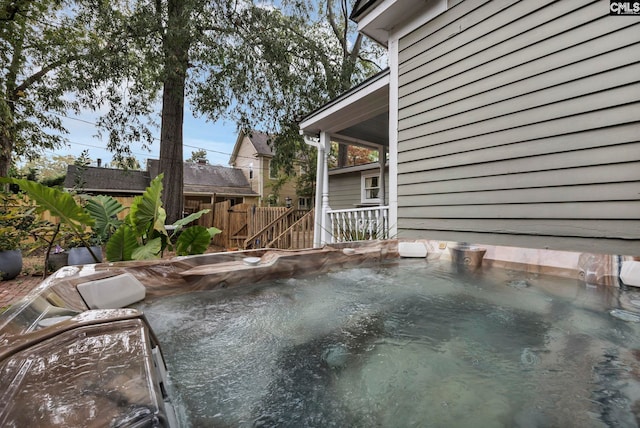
xmin=0 ymin=192 xmax=33 ymax=280
xmin=47 ymin=245 xmax=68 ymax=272
xmin=1 ymin=175 xmax=221 ymax=266
xmin=0 ymin=178 xmax=120 ymax=268
xmin=65 ymin=195 xmax=125 ymax=265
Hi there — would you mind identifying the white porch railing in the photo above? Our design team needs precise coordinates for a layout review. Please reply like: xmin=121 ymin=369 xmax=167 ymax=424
xmin=326 ymin=206 xmax=390 ymax=243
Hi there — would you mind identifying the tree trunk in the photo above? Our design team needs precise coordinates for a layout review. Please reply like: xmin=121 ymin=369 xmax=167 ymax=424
xmin=159 ymin=75 xmax=186 ymax=223
xmin=1 ymin=16 xmax=25 ymax=179
xmin=159 ymin=0 xmax=190 ymax=223
xmin=337 ymin=144 xmax=348 ymax=168
xmin=0 ymin=133 xmax=12 ymax=179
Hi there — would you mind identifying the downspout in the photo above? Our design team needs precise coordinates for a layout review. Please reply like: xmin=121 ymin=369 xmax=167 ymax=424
xmin=388 ymin=37 xmax=400 ymax=239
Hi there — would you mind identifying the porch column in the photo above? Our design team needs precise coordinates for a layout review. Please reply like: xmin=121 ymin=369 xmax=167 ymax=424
xmin=379 ymin=146 xmax=387 ymax=237
xmin=379 ymin=147 xmax=386 ymax=205
xmin=313 ymin=137 xmax=324 ymax=247
xmin=320 ymin=131 xmax=332 ymax=245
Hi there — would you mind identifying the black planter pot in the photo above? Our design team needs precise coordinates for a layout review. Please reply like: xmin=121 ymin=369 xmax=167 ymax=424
xmin=68 ymin=246 xmax=103 ymax=266
xmin=0 ymin=249 xmax=23 ymax=280
xmin=48 ymin=252 xmax=69 ymax=272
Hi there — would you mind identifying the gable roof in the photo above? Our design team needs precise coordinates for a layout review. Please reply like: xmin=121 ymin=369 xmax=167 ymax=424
xmin=182 ymin=162 xmax=257 ymax=196
xmin=65 ymin=161 xmax=258 ymax=197
xmin=147 ymin=159 xmax=258 ymax=196
xmin=229 ymin=130 xmax=273 ymax=165
xmin=63 ymin=165 xmax=150 ymax=193
xmin=247 ymin=130 xmax=273 ymax=156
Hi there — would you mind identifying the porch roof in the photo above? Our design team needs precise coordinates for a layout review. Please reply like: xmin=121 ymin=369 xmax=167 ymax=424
xmin=299 ymin=69 xmax=389 ymax=148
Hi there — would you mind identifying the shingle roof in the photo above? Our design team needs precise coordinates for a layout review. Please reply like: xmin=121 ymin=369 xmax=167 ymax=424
xmin=65 ymin=161 xmax=257 ymax=197
xmin=246 ymin=130 xmax=273 ymax=156
xmin=182 ymin=162 xmax=257 ymax=195
xmin=63 ymin=165 xmax=150 ymax=193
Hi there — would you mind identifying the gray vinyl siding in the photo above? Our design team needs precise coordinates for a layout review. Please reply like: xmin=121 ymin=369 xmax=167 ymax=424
xmin=396 ymin=0 xmax=640 ymax=255
xmin=329 ymin=168 xmax=390 ymax=210
xmin=329 ymin=173 xmax=361 ymax=210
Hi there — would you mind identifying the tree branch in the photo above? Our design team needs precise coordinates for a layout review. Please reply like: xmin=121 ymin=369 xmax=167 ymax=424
xmin=14 ymin=58 xmax=70 ymax=94
xmin=326 ymin=0 xmax=347 ymax=52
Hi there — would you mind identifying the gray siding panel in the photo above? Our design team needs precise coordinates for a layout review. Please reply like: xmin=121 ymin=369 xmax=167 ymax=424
xmin=398 ymin=219 xmax=640 ymax=240
xmin=329 ymin=168 xmax=390 ymax=209
xmin=397 ymin=124 xmax=639 ymax=172
xmin=398 ymin=162 xmax=640 ymax=194
xmin=396 ymin=0 xmax=640 ymax=255
xmin=328 ymin=173 xmax=361 ymax=210
xmin=399 ymin=182 xmax=640 ymax=206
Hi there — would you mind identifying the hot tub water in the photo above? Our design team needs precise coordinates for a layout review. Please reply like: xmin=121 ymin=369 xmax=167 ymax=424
xmin=138 ymin=259 xmax=640 ymax=427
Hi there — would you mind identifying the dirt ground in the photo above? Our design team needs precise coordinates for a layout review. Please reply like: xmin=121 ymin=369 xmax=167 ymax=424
xmin=0 ymin=246 xmax=225 ymax=310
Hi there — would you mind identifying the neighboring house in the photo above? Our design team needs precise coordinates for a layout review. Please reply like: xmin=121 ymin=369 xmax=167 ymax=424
xmin=300 ymin=0 xmax=640 ymax=256
xmin=147 ymin=160 xmax=258 ymax=210
xmin=229 ymin=130 xmax=310 ymax=209
xmin=64 ymin=165 xmax=149 ymax=197
xmin=65 ymin=161 xmax=258 ymax=213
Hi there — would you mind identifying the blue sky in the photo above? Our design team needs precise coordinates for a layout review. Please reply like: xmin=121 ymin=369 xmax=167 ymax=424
xmin=50 ymin=103 xmax=240 ymax=169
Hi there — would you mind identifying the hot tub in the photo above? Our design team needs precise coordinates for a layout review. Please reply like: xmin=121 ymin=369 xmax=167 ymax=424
xmin=1 ymin=241 xmax=640 ymax=427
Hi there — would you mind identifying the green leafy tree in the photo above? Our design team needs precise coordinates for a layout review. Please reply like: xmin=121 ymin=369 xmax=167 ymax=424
xmin=110 ymin=156 xmax=142 ymax=170
xmin=0 ymin=0 xmax=155 ymax=178
xmin=2 ymin=0 xmax=382 ymax=227
xmin=186 ymin=149 xmax=208 ymax=164
xmin=193 ymin=1 xmax=385 ymax=198
xmin=16 ymin=154 xmax=75 ymax=182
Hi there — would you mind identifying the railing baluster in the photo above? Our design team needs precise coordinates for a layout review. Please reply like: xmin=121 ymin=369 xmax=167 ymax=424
xmin=326 ymin=206 xmax=390 ymax=242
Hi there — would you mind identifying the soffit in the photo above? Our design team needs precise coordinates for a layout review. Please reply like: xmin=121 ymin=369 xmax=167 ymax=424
xmin=300 ymin=70 xmax=389 ymax=147
xmin=352 ymin=0 xmax=429 ymax=46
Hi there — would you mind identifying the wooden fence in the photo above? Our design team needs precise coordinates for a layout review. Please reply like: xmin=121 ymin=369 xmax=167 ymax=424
xmin=267 ymin=210 xmax=314 ymax=250
xmin=32 ymin=195 xmax=312 ymax=250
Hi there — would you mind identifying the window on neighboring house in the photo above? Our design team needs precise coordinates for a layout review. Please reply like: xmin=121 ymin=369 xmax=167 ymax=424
xmin=361 ymin=173 xmax=380 ymax=204
xmin=269 ymin=159 xmax=278 ymax=179
xmin=298 ymin=197 xmax=312 ymax=210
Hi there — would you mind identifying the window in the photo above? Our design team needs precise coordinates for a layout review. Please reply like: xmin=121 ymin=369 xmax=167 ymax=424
xmin=298 ymin=197 xmax=312 ymax=210
xmin=269 ymin=159 xmax=278 ymax=179
xmin=361 ymin=173 xmax=380 ymax=204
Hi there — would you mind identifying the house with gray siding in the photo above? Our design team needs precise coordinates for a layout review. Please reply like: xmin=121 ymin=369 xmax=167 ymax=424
xmin=300 ymin=0 xmax=640 ymax=256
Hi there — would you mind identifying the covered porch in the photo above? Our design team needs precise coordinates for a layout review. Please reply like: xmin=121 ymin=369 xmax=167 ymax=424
xmin=300 ymin=69 xmax=393 ymax=247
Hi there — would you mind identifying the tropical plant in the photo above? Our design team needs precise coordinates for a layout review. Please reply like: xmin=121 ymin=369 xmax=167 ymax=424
xmin=0 ymin=177 xmax=123 ymax=275
xmin=332 ymin=217 xmax=390 ymax=243
xmin=0 ymin=191 xmax=34 ymax=251
xmin=85 ymin=195 xmax=125 ymax=245
xmin=1 ymin=177 xmax=96 ymax=253
xmin=1 ymin=175 xmax=220 ymax=265
xmin=105 ymin=174 xmax=220 ymax=261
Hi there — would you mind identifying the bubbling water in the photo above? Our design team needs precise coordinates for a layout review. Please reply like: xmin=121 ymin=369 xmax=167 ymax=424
xmin=138 ymin=259 xmax=640 ymax=427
